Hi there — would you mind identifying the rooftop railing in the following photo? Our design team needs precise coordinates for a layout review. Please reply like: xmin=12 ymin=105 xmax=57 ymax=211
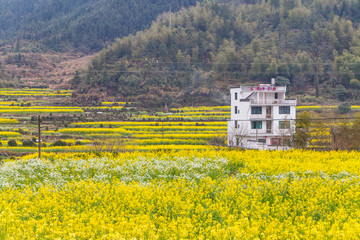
xmin=240 ymin=86 xmax=287 ymax=92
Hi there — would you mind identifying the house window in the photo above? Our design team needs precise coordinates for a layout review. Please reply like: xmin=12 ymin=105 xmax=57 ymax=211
xmin=235 ymin=106 xmax=238 ymax=114
xmin=235 ymin=92 xmax=238 ymax=100
xmin=279 ymin=120 xmax=291 ymax=129
xmin=235 ymin=120 xmax=238 ymax=129
xmin=275 ymin=93 xmax=278 ymax=99
xmin=271 ymin=138 xmax=281 ymax=146
xmin=236 ymin=138 xmax=239 ymax=146
xmin=251 ymin=106 xmax=262 ymax=115
xmin=279 ymin=106 xmax=290 ymax=114
xmin=258 ymin=139 xmax=266 ymax=143
xmin=251 ymin=121 xmax=262 ymax=129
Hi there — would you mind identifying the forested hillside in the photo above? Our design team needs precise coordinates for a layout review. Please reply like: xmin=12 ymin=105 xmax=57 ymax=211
xmin=72 ymin=0 xmax=360 ymax=107
xmin=0 ymin=0 xmax=198 ymax=52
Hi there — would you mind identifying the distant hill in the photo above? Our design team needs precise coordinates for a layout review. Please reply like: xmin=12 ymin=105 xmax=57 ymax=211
xmin=72 ymin=0 xmax=360 ymax=107
xmin=0 ymin=0 xmax=198 ymax=52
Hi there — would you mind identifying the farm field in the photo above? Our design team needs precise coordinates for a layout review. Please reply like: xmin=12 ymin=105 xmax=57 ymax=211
xmin=0 ymin=88 xmax=359 ymax=239
xmin=0 ymin=88 xmax=231 ymax=154
xmin=0 ymin=87 xmax=359 ymax=155
xmin=0 ymin=150 xmax=359 ymax=239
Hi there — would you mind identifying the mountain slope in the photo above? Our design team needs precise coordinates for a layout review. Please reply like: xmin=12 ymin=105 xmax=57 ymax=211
xmin=0 ymin=0 xmax=199 ymax=52
xmin=72 ymin=0 xmax=360 ymax=107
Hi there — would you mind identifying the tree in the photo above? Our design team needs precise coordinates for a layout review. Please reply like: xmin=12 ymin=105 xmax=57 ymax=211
xmin=71 ymin=71 xmax=81 ymax=89
xmin=227 ymin=121 xmax=250 ymax=148
xmin=312 ymin=57 xmax=324 ymax=98
xmin=350 ymin=79 xmax=360 ymax=89
xmin=332 ymin=120 xmax=360 ymax=150
xmin=294 ymin=111 xmax=311 ymax=149
xmin=15 ymin=40 xmax=21 ymax=52
xmin=266 ymin=58 xmax=278 ymax=78
xmin=335 ymin=84 xmax=350 ymax=101
xmin=277 ymin=63 xmax=290 ymax=79
xmin=275 ymin=76 xmax=290 ymax=87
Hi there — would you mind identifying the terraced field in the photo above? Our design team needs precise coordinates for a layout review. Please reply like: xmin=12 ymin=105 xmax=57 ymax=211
xmin=0 ymin=88 xmax=359 ymax=154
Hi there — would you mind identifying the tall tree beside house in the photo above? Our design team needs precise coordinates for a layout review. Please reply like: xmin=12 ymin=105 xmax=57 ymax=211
xmin=294 ymin=111 xmax=311 ymax=149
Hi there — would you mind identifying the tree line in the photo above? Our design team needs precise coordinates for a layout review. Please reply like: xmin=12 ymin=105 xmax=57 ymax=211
xmin=72 ymin=0 xmax=360 ymax=106
xmin=0 ymin=0 xmax=198 ymax=52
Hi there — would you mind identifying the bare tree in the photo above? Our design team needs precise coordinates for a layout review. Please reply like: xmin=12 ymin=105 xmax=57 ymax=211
xmin=227 ymin=121 xmax=250 ymax=148
xmin=278 ymin=117 xmax=295 ymax=150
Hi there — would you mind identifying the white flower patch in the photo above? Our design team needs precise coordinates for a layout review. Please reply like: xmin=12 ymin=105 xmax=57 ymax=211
xmin=0 ymin=155 xmax=358 ymax=190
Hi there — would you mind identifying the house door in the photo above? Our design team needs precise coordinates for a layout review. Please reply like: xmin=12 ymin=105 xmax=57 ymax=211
xmin=266 ymin=106 xmax=272 ymax=118
xmin=266 ymin=121 xmax=272 ymax=133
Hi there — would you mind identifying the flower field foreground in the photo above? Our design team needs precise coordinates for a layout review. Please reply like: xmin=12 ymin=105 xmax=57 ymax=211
xmin=1 ymin=150 xmax=360 ymax=239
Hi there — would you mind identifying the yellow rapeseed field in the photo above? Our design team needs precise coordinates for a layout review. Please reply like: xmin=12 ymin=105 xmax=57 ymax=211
xmin=0 ymin=150 xmax=359 ymax=239
xmin=0 ymin=118 xmax=18 ymax=124
xmin=0 ymin=131 xmax=21 ymax=138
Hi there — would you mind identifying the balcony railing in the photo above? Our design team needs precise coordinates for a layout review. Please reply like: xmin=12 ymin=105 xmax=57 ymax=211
xmin=250 ymin=114 xmax=273 ymax=120
xmin=250 ymin=99 xmax=297 ymax=105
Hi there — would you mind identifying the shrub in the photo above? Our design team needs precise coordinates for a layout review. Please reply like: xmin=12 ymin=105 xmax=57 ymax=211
xmin=52 ymin=140 xmax=67 ymax=147
xmin=338 ymin=102 xmax=351 ymax=114
xmin=22 ymin=139 xmax=36 ymax=147
xmin=8 ymin=139 xmax=17 ymax=147
xmin=350 ymin=79 xmax=360 ymax=89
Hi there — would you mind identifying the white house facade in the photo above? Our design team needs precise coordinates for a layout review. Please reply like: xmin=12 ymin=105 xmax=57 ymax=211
xmin=227 ymin=79 xmax=296 ymax=150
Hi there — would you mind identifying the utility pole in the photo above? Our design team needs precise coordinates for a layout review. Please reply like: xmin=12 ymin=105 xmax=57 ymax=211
xmin=38 ymin=115 xmax=41 ymax=159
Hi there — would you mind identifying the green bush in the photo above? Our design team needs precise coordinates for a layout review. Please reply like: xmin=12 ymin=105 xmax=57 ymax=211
xmin=338 ymin=102 xmax=351 ymax=114
xmin=52 ymin=140 xmax=67 ymax=147
xmin=350 ymin=79 xmax=360 ymax=89
xmin=8 ymin=139 xmax=17 ymax=147
xmin=22 ymin=139 xmax=36 ymax=147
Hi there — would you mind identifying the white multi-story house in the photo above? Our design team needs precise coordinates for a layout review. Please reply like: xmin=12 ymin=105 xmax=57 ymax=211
xmin=228 ymin=79 xmax=296 ymax=150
